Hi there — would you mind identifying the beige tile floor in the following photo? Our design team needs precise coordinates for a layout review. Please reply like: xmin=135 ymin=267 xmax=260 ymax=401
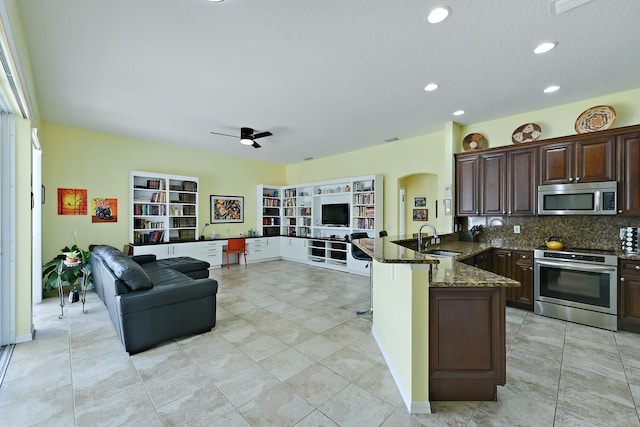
xmin=2 ymin=259 xmax=640 ymax=426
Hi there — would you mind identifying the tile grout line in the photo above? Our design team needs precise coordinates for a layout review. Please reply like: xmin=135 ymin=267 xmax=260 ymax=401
xmin=614 ymin=333 xmax=640 ymax=424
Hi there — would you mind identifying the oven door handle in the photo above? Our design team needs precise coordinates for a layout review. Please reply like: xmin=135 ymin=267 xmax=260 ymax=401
xmin=534 ymin=259 xmax=617 ymax=274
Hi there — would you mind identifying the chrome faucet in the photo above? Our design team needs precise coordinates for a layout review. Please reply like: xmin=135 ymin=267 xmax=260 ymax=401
xmin=418 ymin=223 xmax=439 ymax=251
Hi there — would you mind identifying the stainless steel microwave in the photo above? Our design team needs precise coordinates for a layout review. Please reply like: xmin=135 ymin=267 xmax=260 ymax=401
xmin=537 ymin=181 xmax=617 ymax=215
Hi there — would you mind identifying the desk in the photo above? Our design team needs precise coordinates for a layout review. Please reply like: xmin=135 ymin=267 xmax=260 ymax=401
xmin=57 ymin=261 xmax=88 ymax=319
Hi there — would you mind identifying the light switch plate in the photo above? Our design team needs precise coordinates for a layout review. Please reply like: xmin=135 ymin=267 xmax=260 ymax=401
xmin=514 ymin=225 xmax=521 ymax=234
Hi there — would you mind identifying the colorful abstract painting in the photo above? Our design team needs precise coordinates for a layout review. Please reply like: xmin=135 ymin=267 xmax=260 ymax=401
xmin=92 ymin=198 xmax=118 ymax=223
xmin=58 ymin=188 xmax=88 ymax=215
xmin=210 ymin=195 xmax=244 ymax=223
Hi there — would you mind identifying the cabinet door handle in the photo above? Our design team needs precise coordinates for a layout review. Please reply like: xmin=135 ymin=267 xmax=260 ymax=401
xmin=621 ymin=277 xmax=625 ymax=281
xmin=568 ymin=177 xmax=574 ymax=182
xmin=636 ymin=265 xmax=640 ymax=270
xmin=619 ymin=210 xmax=623 ymax=213
xmin=529 ymin=267 xmax=533 ymax=270
xmin=576 ymin=176 xmax=581 ymax=181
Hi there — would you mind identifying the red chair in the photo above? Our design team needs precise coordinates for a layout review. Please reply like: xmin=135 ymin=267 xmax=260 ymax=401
xmin=225 ymin=238 xmax=247 ymax=269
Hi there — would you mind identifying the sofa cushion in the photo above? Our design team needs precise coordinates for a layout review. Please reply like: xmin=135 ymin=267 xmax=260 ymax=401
xmin=93 ymin=245 xmax=153 ymax=291
xmin=144 ymin=257 xmax=210 ymax=274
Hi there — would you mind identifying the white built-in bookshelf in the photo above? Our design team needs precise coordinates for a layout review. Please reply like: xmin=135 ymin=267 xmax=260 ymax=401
xmin=130 ymin=171 xmax=199 ymax=244
xmin=257 ymin=175 xmax=382 ymax=272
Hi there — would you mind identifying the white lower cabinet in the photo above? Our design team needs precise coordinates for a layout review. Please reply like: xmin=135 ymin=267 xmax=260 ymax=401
xmin=132 ymin=241 xmax=223 ymax=268
xmin=132 ymin=236 xmax=368 ymax=274
xmin=246 ymin=237 xmax=280 ymax=263
xmin=347 ymin=248 xmax=369 ymax=276
xmin=280 ymin=237 xmax=308 ymax=262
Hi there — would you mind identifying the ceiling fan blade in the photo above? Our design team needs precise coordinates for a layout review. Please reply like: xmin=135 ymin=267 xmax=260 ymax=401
xmin=252 ymin=141 xmax=262 ymax=149
xmin=209 ymin=131 xmax=236 ymax=138
xmin=253 ymin=131 xmax=272 ymax=139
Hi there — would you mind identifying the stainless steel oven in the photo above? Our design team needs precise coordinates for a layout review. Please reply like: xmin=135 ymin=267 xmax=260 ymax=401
xmin=534 ymin=248 xmax=618 ymax=331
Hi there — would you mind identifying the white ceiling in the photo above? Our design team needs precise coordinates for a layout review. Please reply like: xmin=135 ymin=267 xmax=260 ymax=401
xmin=16 ymin=0 xmax=640 ymax=164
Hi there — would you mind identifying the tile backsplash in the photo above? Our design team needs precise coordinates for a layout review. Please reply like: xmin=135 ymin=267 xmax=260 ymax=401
xmin=461 ymin=216 xmax=640 ymax=250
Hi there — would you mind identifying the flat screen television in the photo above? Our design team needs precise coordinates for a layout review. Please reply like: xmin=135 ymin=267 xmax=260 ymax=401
xmin=322 ymin=203 xmax=349 ymax=226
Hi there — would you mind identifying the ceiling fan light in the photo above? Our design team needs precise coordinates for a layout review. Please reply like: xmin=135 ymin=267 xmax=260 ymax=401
xmin=534 ymin=42 xmax=557 ymax=54
xmin=427 ymin=7 xmax=451 ymax=24
xmin=240 ymin=137 xmax=254 ymax=145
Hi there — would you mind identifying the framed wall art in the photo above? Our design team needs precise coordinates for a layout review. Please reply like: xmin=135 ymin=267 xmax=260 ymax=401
xmin=413 ymin=208 xmax=428 ymax=221
xmin=57 ymin=188 xmax=88 ymax=215
xmin=210 ymin=195 xmax=244 ymax=223
xmin=414 ymin=197 xmax=426 ymax=207
xmin=92 ymin=197 xmax=118 ymax=223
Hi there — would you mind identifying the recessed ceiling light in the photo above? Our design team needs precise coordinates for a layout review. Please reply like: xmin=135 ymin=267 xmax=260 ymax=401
xmin=534 ymin=42 xmax=558 ymax=54
xmin=427 ymin=7 xmax=451 ymax=24
xmin=424 ymin=83 xmax=439 ymax=91
xmin=544 ymin=85 xmax=561 ymax=93
xmin=453 ymin=110 xmax=465 ymax=116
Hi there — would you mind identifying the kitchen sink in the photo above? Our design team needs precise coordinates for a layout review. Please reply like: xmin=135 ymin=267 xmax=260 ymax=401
xmin=423 ymin=249 xmax=460 ymax=257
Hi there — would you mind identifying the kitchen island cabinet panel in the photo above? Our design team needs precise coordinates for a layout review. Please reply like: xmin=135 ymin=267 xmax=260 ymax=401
xmin=429 ymin=286 xmax=506 ymax=401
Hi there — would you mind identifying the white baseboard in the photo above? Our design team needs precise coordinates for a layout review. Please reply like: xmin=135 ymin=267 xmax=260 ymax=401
xmin=371 ymin=327 xmax=432 ymax=414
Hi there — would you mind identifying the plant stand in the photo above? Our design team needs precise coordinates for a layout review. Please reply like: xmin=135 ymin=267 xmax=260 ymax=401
xmin=57 ymin=261 xmax=87 ymax=319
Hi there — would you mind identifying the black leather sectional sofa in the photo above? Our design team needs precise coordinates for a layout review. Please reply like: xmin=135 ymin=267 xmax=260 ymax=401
xmin=90 ymin=245 xmax=218 ymax=354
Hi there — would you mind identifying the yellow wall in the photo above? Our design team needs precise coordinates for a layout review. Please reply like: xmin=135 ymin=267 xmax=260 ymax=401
xmin=40 ymin=124 xmax=286 ymax=263
xmin=15 ymin=117 xmax=32 ymax=340
xmin=372 ymin=261 xmax=431 ymax=411
xmin=461 ymin=87 xmax=640 ymax=151
xmin=286 ymin=132 xmax=450 ymax=236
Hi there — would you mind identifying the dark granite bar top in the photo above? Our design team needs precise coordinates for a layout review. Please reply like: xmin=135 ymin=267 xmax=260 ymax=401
xmin=352 ymin=234 xmax=520 ymax=288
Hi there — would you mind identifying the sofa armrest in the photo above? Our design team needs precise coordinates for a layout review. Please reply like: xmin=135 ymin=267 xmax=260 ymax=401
xmin=131 ymin=254 xmax=157 ymax=265
xmin=119 ymin=279 xmax=218 ymax=314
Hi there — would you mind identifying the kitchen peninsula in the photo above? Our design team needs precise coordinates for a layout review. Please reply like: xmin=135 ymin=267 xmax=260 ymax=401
xmin=352 ymin=234 xmax=519 ymax=414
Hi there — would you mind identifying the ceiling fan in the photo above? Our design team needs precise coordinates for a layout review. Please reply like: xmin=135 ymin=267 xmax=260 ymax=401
xmin=209 ymin=127 xmax=272 ymax=149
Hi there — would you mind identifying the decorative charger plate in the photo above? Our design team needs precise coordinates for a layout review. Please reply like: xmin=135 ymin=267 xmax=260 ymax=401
xmin=462 ymin=133 xmax=488 ymax=151
xmin=512 ymin=123 xmax=542 ymax=144
xmin=575 ymin=105 xmax=616 ymax=133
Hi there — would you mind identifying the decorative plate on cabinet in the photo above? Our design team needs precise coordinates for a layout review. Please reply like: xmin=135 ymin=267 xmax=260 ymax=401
xmin=462 ymin=133 xmax=488 ymax=151
xmin=511 ymin=123 xmax=542 ymax=144
xmin=575 ymin=105 xmax=616 ymax=133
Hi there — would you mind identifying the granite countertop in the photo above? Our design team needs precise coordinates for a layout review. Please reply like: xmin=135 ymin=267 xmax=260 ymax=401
xmin=352 ymin=234 xmax=520 ymax=288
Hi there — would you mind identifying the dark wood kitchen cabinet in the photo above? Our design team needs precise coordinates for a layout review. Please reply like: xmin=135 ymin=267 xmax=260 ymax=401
xmin=455 ymin=148 xmax=536 ymax=217
xmin=456 ymin=147 xmax=538 ymax=216
xmin=616 ymin=132 xmax=640 ymax=216
xmin=492 ymin=249 xmax=513 ymax=277
xmin=455 ymin=154 xmax=480 ymax=216
xmin=491 ymin=249 xmax=533 ymax=310
xmin=429 ymin=286 xmax=506 ymax=401
xmin=619 ymin=259 xmax=640 ymax=333
xmin=480 ymin=152 xmax=507 ymax=216
xmin=507 ymin=147 xmax=538 ymax=216
xmin=511 ymin=251 xmax=534 ymax=310
xmin=461 ymin=249 xmax=493 ymax=271
xmin=540 ymin=137 xmax=615 ymax=185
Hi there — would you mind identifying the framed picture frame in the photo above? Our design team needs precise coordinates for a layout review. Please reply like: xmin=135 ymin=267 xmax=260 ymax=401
xmin=414 ymin=197 xmax=426 ymax=207
xmin=210 ymin=195 xmax=244 ymax=223
xmin=413 ymin=208 xmax=428 ymax=221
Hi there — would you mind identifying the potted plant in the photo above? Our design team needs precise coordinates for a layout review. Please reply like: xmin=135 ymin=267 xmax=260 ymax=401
xmin=42 ymin=244 xmax=92 ymax=294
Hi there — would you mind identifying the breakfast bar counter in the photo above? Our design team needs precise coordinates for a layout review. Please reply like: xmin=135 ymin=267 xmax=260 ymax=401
xmin=352 ymin=234 xmax=519 ymax=413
